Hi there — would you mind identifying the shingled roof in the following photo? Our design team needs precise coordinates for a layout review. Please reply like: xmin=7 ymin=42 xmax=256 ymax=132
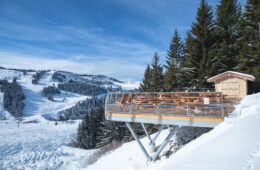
xmin=207 ymin=71 xmax=256 ymax=83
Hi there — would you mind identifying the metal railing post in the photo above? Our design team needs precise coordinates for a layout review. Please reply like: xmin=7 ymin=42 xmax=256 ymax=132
xmin=130 ymin=92 xmax=132 ymax=114
xmin=186 ymin=105 xmax=189 ymax=116
xmin=221 ymin=94 xmax=224 ymax=118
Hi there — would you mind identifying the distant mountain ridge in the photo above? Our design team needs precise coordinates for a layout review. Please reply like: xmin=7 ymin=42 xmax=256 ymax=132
xmin=0 ymin=66 xmax=123 ymax=83
xmin=0 ymin=66 xmax=138 ymax=120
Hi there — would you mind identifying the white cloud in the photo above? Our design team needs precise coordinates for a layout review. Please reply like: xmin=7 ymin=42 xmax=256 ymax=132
xmin=0 ymin=21 xmax=163 ymax=81
xmin=0 ymin=51 xmax=146 ymax=81
xmin=0 ymin=1 xmax=172 ymax=81
xmin=0 ymin=22 xmax=159 ymax=61
xmin=0 ymin=22 xmax=70 ymax=42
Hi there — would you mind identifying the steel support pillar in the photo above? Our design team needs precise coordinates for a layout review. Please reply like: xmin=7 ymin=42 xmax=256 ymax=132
xmin=152 ymin=124 xmax=164 ymax=143
xmin=141 ymin=123 xmax=154 ymax=145
xmin=126 ymin=122 xmax=178 ymax=162
xmin=125 ymin=122 xmax=152 ymax=161
xmin=152 ymin=125 xmax=178 ymax=161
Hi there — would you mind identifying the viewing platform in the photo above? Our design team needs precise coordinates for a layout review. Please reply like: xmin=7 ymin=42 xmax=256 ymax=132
xmin=105 ymin=91 xmax=238 ymax=161
xmin=105 ymin=92 xmax=236 ymax=128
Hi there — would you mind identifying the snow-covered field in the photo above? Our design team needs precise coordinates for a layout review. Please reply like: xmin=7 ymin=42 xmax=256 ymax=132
xmin=0 ymin=117 xmax=97 ymax=169
xmin=86 ymin=93 xmax=260 ymax=170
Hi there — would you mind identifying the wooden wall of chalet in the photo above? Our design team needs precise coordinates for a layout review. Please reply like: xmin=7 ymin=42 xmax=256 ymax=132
xmin=215 ymin=76 xmax=247 ymax=98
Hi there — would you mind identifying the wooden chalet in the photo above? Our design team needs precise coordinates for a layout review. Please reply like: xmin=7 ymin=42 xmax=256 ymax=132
xmin=207 ymin=71 xmax=255 ymax=98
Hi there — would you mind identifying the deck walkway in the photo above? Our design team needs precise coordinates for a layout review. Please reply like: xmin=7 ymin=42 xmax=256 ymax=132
xmin=105 ymin=92 xmax=238 ymax=161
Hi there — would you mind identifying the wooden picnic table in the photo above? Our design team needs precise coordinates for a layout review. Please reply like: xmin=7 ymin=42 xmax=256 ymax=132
xmin=199 ymin=93 xmax=221 ymax=97
xmin=137 ymin=96 xmax=158 ymax=100
xmin=117 ymin=92 xmax=223 ymax=107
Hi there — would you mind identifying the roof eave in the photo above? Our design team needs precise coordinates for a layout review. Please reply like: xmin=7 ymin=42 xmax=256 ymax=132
xmin=207 ymin=71 xmax=256 ymax=83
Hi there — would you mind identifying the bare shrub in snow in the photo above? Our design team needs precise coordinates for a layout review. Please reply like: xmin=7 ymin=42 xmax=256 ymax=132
xmin=85 ymin=140 xmax=126 ymax=165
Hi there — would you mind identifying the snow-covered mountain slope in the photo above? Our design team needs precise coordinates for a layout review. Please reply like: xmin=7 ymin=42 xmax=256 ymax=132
xmin=0 ymin=67 xmax=138 ymax=119
xmin=20 ymin=71 xmax=89 ymax=118
xmin=0 ymin=69 xmax=89 ymax=119
xmin=86 ymin=93 xmax=260 ymax=170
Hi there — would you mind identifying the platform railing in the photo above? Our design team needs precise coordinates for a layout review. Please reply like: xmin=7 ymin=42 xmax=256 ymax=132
xmin=105 ymin=92 xmax=226 ymax=118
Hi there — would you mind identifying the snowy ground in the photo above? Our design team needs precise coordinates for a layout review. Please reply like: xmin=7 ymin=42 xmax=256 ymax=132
xmin=0 ymin=69 xmax=96 ymax=169
xmin=86 ymin=93 xmax=260 ymax=170
xmin=0 ymin=117 xmax=97 ymax=169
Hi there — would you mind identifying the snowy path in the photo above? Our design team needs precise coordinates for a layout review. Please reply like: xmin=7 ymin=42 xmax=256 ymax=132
xmin=0 ymin=118 xmax=95 ymax=169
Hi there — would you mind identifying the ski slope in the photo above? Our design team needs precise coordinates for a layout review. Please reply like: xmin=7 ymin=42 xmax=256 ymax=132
xmin=0 ymin=69 xmax=89 ymax=119
xmin=86 ymin=93 xmax=260 ymax=170
xmin=0 ymin=117 xmax=97 ymax=169
xmin=19 ymin=71 xmax=88 ymax=118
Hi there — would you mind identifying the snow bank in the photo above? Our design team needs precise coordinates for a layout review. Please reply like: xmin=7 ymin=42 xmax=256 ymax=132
xmin=87 ymin=93 xmax=260 ymax=170
xmin=149 ymin=93 xmax=260 ymax=170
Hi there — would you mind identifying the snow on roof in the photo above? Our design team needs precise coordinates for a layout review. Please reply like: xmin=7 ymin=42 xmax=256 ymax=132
xmin=207 ymin=71 xmax=255 ymax=82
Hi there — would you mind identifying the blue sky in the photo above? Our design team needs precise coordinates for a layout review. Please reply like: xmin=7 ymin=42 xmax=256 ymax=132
xmin=0 ymin=0 xmax=246 ymax=81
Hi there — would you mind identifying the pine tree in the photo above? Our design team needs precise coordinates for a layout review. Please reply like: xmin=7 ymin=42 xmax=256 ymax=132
xmin=97 ymin=120 xmax=127 ymax=147
xmin=183 ymin=0 xmax=216 ymax=89
xmin=75 ymin=113 xmax=91 ymax=149
xmin=182 ymin=32 xmax=197 ymax=88
xmin=89 ymin=109 xmax=97 ymax=148
xmin=235 ymin=0 xmax=260 ymax=92
xmin=139 ymin=64 xmax=152 ymax=92
xmin=75 ymin=122 xmax=84 ymax=147
xmin=164 ymin=63 xmax=176 ymax=91
xmin=164 ymin=29 xmax=184 ymax=91
xmin=214 ymin=0 xmax=241 ymax=72
xmin=165 ymin=29 xmax=184 ymax=69
xmin=150 ymin=52 xmax=164 ymax=92
xmin=97 ymin=105 xmax=105 ymax=122
xmin=95 ymin=105 xmax=106 ymax=147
